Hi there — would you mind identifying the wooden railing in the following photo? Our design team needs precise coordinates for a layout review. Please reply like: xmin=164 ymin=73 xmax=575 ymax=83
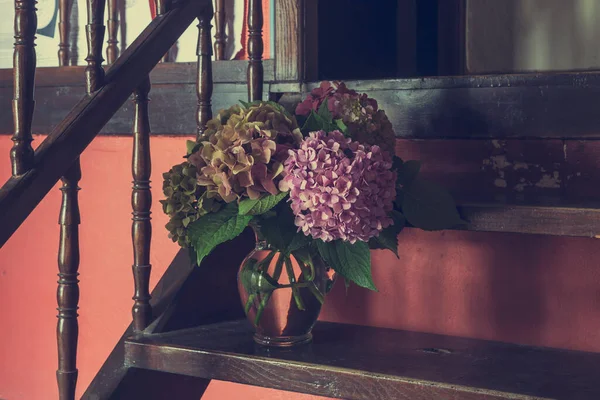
xmin=54 ymin=0 xmax=230 ymax=66
xmin=2 ymin=0 xmax=264 ymax=399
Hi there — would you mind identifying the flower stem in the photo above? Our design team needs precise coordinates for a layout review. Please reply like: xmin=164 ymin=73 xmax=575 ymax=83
xmin=285 ymin=255 xmax=306 ymax=311
xmin=254 ymin=252 xmax=286 ymax=325
xmin=297 ymin=260 xmax=325 ymax=305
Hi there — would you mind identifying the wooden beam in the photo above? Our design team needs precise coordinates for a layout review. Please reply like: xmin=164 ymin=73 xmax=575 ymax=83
xmin=0 ymin=82 xmax=268 ymax=136
xmin=0 ymin=60 xmax=276 ymax=88
xmin=2 ymin=71 xmax=600 ymax=138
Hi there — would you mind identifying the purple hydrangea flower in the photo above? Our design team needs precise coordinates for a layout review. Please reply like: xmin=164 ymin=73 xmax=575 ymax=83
xmin=280 ymin=130 xmax=397 ymax=243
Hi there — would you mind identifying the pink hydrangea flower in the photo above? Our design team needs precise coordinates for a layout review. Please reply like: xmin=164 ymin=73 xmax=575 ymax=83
xmin=295 ymin=81 xmax=337 ymax=116
xmin=280 ymin=130 xmax=397 ymax=243
xmin=295 ymin=81 xmax=396 ymax=155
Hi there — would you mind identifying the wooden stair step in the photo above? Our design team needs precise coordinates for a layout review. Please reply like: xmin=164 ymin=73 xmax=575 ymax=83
xmin=459 ymin=203 xmax=600 ymax=237
xmin=124 ymin=320 xmax=600 ymax=400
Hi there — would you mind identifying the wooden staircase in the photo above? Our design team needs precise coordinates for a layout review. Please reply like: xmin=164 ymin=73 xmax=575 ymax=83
xmin=2 ymin=1 xmax=600 ymax=399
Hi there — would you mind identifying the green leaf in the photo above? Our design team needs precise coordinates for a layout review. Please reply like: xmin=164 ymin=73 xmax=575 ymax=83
xmin=369 ymin=211 xmax=405 ymax=257
xmin=316 ymin=240 xmax=377 ymax=291
xmin=259 ymin=203 xmax=298 ymax=253
xmin=288 ymin=232 xmax=311 ymax=252
xmin=402 ymin=179 xmax=465 ymax=231
xmin=301 ymin=110 xmax=324 ymax=134
xmin=334 ymin=119 xmax=348 ymax=134
xmin=238 ymin=192 xmax=288 ymax=215
xmin=263 ymin=100 xmax=289 ymax=113
xmin=397 ymin=160 xmax=421 ymax=186
xmin=317 ymin=100 xmax=333 ymax=122
xmin=392 ymin=156 xmax=404 ymax=171
xmin=300 ymin=107 xmax=339 ymax=135
xmin=239 ymin=99 xmax=251 ymax=108
xmin=186 ymin=140 xmax=197 ymax=155
xmin=260 ymin=218 xmax=295 ymax=253
xmin=188 ymin=203 xmax=253 ymax=265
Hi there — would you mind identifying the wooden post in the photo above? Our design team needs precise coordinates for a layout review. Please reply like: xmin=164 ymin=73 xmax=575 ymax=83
xmin=247 ymin=0 xmax=263 ymax=101
xmin=214 ymin=0 xmax=225 ymax=60
xmin=106 ymin=0 xmax=119 ymax=64
xmin=58 ymin=0 xmax=72 ymax=66
xmin=11 ymin=0 xmax=37 ymax=176
xmin=131 ymin=76 xmax=153 ymax=332
xmin=196 ymin=8 xmax=213 ymax=139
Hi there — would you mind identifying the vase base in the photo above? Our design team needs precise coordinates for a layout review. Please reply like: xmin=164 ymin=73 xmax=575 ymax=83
xmin=253 ymin=332 xmax=313 ymax=347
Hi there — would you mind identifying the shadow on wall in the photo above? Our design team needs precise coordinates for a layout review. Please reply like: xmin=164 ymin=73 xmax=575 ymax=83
xmin=320 ymin=228 xmax=600 ymax=353
xmin=467 ymin=0 xmax=600 ymax=73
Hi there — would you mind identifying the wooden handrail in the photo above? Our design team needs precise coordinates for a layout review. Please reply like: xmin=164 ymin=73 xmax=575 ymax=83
xmin=0 ymin=0 xmax=211 ymax=248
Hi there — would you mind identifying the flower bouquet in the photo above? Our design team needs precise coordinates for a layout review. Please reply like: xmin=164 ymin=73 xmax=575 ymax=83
xmin=161 ymin=81 xmax=464 ymax=346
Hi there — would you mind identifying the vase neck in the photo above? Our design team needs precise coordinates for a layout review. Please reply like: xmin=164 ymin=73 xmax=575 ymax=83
xmin=251 ymin=225 xmax=272 ymax=251
xmin=255 ymin=238 xmax=272 ymax=251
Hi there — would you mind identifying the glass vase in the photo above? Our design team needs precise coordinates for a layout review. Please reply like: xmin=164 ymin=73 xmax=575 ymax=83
xmin=237 ymin=239 xmax=335 ymax=347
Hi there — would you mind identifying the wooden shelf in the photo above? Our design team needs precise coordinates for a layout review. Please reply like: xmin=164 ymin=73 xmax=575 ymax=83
xmin=124 ymin=320 xmax=600 ymax=400
xmin=459 ymin=203 xmax=600 ymax=237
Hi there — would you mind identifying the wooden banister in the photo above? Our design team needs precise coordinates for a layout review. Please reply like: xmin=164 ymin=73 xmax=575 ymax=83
xmin=0 ymin=0 xmax=211 ymax=248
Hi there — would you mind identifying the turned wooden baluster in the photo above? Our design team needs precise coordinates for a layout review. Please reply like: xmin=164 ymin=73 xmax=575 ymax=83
xmin=129 ymin=0 xmax=171 ymax=332
xmin=58 ymin=0 xmax=72 ymax=66
xmin=131 ymin=76 xmax=153 ymax=332
xmin=196 ymin=8 xmax=213 ymax=138
xmin=106 ymin=0 xmax=119 ymax=64
xmin=85 ymin=0 xmax=106 ymax=93
xmin=56 ymin=165 xmax=81 ymax=400
xmin=56 ymin=2 xmax=106 ymax=400
xmin=247 ymin=0 xmax=263 ymax=101
xmin=11 ymin=0 xmax=37 ymax=176
xmin=214 ymin=0 xmax=225 ymax=60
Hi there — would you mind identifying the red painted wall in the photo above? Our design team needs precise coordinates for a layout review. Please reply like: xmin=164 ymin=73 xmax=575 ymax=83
xmin=1 ymin=135 xmax=600 ymax=400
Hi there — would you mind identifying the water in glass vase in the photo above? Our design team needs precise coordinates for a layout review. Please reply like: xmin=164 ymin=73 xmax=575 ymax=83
xmin=237 ymin=240 xmax=335 ymax=347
